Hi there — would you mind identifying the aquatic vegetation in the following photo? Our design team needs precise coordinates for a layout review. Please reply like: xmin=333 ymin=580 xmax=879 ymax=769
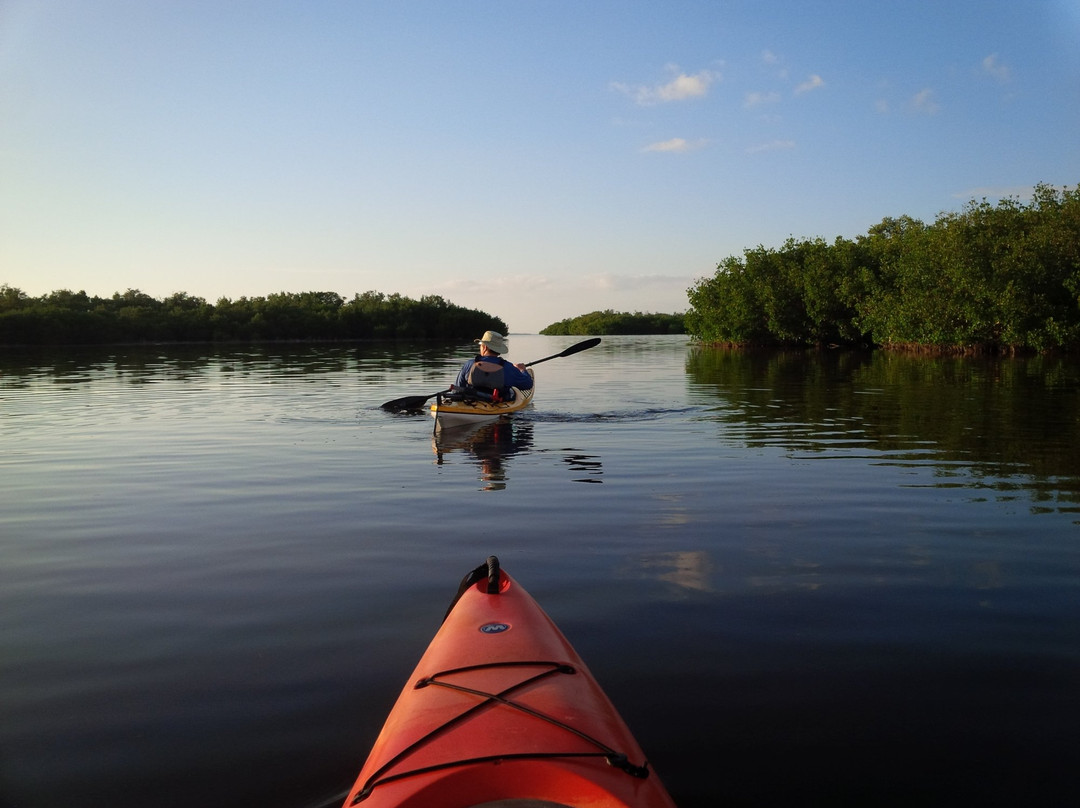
xmin=687 ymin=183 xmax=1080 ymax=353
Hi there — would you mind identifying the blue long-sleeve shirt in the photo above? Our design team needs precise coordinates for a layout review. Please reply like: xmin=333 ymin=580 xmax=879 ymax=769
xmin=454 ymin=355 xmax=534 ymax=392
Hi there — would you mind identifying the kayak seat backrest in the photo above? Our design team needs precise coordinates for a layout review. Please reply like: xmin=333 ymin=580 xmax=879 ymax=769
xmin=466 ymin=359 xmax=506 ymax=392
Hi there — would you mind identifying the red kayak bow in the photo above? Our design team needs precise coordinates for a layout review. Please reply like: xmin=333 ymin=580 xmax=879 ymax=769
xmin=343 ymin=556 xmax=676 ymax=808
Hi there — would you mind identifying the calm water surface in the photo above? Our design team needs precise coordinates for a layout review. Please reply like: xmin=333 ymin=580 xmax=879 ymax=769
xmin=2 ymin=335 xmax=1078 ymax=807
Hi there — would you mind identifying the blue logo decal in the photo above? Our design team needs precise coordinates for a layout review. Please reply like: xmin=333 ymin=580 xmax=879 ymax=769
xmin=479 ymin=622 xmax=510 ymax=634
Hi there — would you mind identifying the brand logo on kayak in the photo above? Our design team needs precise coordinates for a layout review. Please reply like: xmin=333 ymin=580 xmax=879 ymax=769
xmin=479 ymin=622 xmax=510 ymax=634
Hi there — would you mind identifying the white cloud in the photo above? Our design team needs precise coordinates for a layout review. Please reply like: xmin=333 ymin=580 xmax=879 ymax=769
xmin=658 ymin=72 xmax=715 ymax=101
xmin=982 ymin=53 xmax=1011 ymax=82
xmin=760 ymin=49 xmax=788 ymax=79
xmin=581 ymin=272 xmax=694 ymax=294
xmin=434 ymin=271 xmax=693 ymax=297
xmin=612 ymin=68 xmax=721 ymax=106
xmin=910 ymin=88 xmax=940 ymax=114
xmin=641 ymin=138 xmax=708 ymax=153
xmin=795 ymin=74 xmax=825 ymax=94
xmin=744 ymin=90 xmax=781 ymax=108
xmin=746 ymin=139 xmax=795 ymax=154
xmin=430 ymin=272 xmax=693 ymax=331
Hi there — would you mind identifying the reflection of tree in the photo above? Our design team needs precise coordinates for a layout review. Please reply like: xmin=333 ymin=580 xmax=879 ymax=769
xmin=433 ymin=421 xmax=534 ymax=491
xmin=0 ymin=344 xmax=359 ymax=385
xmin=686 ymin=347 xmax=1080 ymax=494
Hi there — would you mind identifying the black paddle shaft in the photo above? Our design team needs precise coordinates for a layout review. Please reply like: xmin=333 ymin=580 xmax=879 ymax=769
xmin=524 ymin=337 xmax=601 ymax=367
xmin=380 ymin=337 xmax=601 ymax=412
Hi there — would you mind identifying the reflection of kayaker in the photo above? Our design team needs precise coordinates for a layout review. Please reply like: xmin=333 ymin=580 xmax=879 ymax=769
xmin=341 ymin=556 xmax=677 ymax=808
xmin=433 ymin=421 xmax=534 ymax=490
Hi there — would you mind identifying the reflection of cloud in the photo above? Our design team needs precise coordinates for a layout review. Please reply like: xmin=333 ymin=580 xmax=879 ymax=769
xmin=971 ymin=560 xmax=1002 ymax=590
xmin=748 ymin=575 xmax=822 ymax=592
xmin=636 ymin=551 xmax=714 ymax=592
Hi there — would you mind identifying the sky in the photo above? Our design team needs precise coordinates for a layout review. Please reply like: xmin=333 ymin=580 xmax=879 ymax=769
xmin=2 ymin=1 xmax=1078 ymax=334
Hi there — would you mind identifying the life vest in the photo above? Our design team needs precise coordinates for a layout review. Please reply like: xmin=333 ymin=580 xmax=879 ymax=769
xmin=465 ymin=358 xmax=506 ymax=392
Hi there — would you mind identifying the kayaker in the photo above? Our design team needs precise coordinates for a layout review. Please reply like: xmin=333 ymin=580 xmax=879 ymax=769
xmin=453 ymin=330 xmax=533 ymax=400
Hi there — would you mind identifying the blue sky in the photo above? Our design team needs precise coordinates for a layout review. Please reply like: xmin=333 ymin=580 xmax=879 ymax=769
xmin=2 ymin=1 xmax=1078 ymax=333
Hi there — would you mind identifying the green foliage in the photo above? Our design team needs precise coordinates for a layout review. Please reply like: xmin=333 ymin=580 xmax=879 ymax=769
xmin=686 ymin=183 xmax=1080 ymax=352
xmin=686 ymin=238 xmax=869 ymax=346
xmin=0 ymin=286 xmax=506 ymax=346
xmin=540 ymin=309 xmax=685 ymax=335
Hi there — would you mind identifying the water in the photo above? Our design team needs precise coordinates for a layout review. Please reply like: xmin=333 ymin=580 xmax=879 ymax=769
xmin=2 ymin=336 xmax=1078 ymax=807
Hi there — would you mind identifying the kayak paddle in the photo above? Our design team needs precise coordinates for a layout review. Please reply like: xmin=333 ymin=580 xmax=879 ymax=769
xmin=380 ymin=337 xmax=601 ymax=411
xmin=522 ymin=336 xmax=601 ymax=367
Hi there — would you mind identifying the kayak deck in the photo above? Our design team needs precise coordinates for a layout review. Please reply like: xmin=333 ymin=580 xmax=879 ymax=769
xmin=343 ymin=557 xmax=675 ymax=808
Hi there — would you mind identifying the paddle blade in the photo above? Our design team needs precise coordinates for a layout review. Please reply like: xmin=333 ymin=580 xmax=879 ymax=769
xmin=557 ymin=336 xmax=601 ymax=357
xmin=381 ymin=391 xmax=442 ymax=412
xmin=524 ymin=337 xmax=601 ymax=367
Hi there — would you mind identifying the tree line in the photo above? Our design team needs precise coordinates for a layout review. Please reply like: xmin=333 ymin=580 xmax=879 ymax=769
xmin=540 ymin=309 xmax=685 ymax=335
xmin=0 ymin=288 xmax=507 ymax=345
xmin=686 ymin=183 xmax=1080 ymax=353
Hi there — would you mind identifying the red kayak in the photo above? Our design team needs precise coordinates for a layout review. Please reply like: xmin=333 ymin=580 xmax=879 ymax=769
xmin=343 ymin=556 xmax=676 ymax=808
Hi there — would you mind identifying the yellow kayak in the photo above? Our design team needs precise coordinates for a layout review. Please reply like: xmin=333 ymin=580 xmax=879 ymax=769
xmin=430 ymin=375 xmax=534 ymax=430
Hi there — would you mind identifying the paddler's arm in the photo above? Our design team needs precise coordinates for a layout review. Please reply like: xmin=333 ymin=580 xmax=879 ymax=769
xmin=504 ymin=360 xmax=533 ymax=389
xmin=454 ymin=358 xmax=475 ymax=389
